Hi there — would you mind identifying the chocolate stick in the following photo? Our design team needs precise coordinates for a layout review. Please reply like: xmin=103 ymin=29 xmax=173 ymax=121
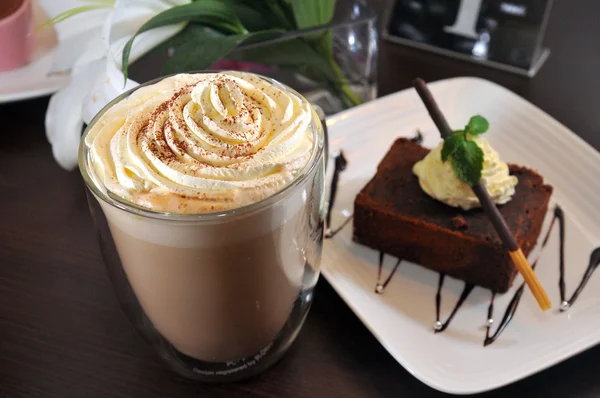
xmin=413 ymin=78 xmax=551 ymax=311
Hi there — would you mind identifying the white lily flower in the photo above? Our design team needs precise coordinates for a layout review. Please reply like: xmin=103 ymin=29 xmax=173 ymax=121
xmin=45 ymin=0 xmax=189 ymax=170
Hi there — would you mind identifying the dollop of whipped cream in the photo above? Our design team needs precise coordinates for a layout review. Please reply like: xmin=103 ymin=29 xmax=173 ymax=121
xmin=85 ymin=71 xmax=315 ymax=214
xmin=412 ymin=136 xmax=518 ymax=210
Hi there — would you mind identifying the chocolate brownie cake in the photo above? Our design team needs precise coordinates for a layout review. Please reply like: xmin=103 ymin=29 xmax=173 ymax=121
xmin=353 ymin=138 xmax=553 ymax=293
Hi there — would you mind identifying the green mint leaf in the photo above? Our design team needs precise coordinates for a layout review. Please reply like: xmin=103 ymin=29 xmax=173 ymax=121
xmin=451 ymin=139 xmax=484 ymax=186
xmin=441 ymin=131 xmax=464 ymax=162
xmin=465 ymin=115 xmax=489 ymax=136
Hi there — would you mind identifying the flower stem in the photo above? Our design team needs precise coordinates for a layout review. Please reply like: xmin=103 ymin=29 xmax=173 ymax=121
xmin=327 ymin=57 xmax=362 ymax=109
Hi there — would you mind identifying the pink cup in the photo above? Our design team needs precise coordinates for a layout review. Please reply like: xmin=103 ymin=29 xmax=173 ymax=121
xmin=0 ymin=0 xmax=32 ymax=72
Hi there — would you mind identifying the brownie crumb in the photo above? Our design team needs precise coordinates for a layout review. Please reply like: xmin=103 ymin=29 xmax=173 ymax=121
xmin=452 ymin=215 xmax=468 ymax=229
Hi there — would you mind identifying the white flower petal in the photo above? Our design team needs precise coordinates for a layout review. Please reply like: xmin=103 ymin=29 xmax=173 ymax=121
xmin=49 ymin=9 xmax=111 ymax=74
xmin=104 ymin=7 xmax=150 ymax=43
xmin=72 ymin=32 xmax=107 ymax=70
xmin=82 ymin=57 xmax=138 ymax=124
xmin=46 ymin=60 xmax=106 ymax=170
xmin=50 ymin=29 xmax=99 ymax=74
xmin=54 ymin=7 xmax=110 ymax=39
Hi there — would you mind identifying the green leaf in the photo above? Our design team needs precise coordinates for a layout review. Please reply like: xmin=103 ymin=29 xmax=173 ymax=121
xmin=267 ymin=0 xmax=297 ymax=30
xmin=164 ymin=32 xmax=243 ymax=75
xmin=441 ymin=131 xmax=464 ymax=162
xmin=465 ymin=115 xmax=489 ymax=135
xmin=163 ymin=28 xmax=282 ymax=75
xmin=291 ymin=0 xmax=336 ymax=29
xmin=224 ymin=0 xmax=295 ymax=32
xmin=222 ymin=0 xmax=295 ymax=30
xmin=451 ymin=140 xmax=484 ymax=186
xmin=224 ymin=2 xmax=271 ymax=31
xmin=121 ymin=1 xmax=247 ymax=81
xmin=230 ymin=38 xmax=339 ymax=82
xmin=274 ymin=0 xmax=298 ymax=28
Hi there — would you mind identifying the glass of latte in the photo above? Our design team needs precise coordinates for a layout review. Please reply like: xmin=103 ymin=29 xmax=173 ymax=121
xmin=79 ymin=71 xmax=325 ymax=381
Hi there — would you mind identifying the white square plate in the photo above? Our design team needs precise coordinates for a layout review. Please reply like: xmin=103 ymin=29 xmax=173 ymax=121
xmin=322 ymin=77 xmax=600 ymax=395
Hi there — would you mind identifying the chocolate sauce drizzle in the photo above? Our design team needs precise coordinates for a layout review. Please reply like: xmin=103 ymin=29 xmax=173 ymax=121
xmin=554 ymin=207 xmax=600 ymax=310
xmin=326 ymin=217 xmax=353 ymax=239
xmin=486 ymin=292 xmax=496 ymax=330
xmin=410 ymin=130 xmax=424 ymax=144
xmin=434 ymin=274 xmax=475 ymax=333
xmin=375 ymin=252 xmax=402 ymax=294
xmin=562 ymin=247 xmax=600 ymax=309
xmin=484 ymin=284 xmax=525 ymax=346
xmin=325 ymin=151 xmax=352 ymax=239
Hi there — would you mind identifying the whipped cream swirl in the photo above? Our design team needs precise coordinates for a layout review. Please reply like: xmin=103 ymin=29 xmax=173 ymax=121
xmin=85 ymin=72 xmax=316 ymax=214
xmin=413 ymin=136 xmax=518 ymax=210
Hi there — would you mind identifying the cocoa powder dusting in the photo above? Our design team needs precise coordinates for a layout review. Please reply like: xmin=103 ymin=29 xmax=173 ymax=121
xmin=146 ymin=87 xmax=199 ymax=164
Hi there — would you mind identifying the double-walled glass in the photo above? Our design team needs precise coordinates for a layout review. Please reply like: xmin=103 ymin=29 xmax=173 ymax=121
xmin=79 ymin=73 xmax=326 ymax=382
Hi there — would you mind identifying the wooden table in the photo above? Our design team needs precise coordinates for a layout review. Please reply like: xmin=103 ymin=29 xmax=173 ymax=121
xmin=1 ymin=1 xmax=599 ymax=396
